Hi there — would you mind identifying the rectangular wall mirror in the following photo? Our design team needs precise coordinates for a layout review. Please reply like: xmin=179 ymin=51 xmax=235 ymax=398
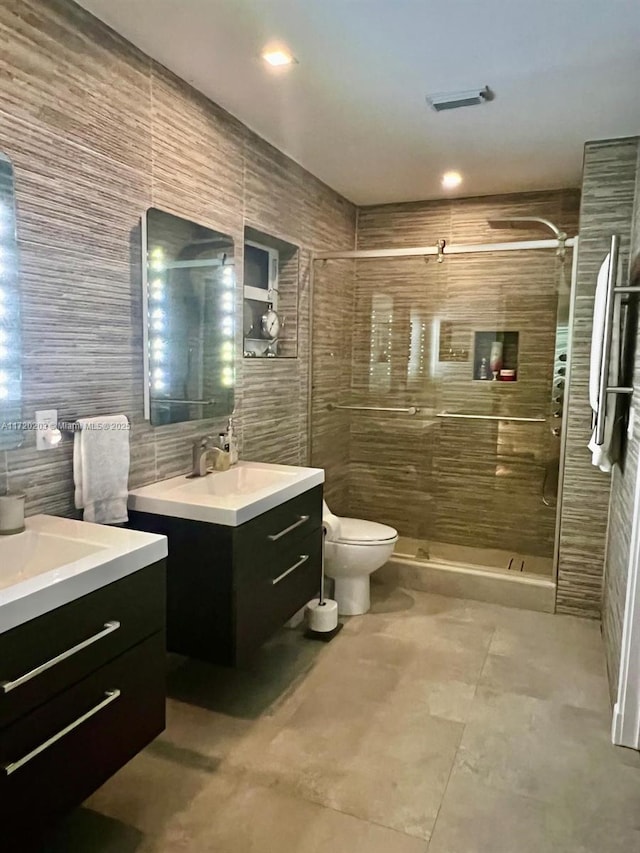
xmin=143 ymin=208 xmax=235 ymax=426
xmin=0 ymin=153 xmax=22 ymax=451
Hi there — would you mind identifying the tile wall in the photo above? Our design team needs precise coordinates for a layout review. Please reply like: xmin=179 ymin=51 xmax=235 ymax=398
xmin=600 ymin=138 xmax=640 ymax=694
xmin=558 ymin=138 xmax=640 ymax=620
xmin=0 ymin=0 xmax=355 ymax=516
xmin=3 ymin=0 xmax=637 ymax=635
xmin=310 ymin=259 xmax=355 ymax=514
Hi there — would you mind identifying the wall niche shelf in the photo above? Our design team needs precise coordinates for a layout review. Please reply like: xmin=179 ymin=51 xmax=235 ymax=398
xmin=243 ymin=225 xmax=299 ymax=359
xmin=473 ymin=331 xmax=519 ymax=382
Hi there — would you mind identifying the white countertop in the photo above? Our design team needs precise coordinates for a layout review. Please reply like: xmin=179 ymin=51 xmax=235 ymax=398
xmin=128 ymin=460 xmax=325 ymax=527
xmin=0 ymin=515 xmax=167 ymax=635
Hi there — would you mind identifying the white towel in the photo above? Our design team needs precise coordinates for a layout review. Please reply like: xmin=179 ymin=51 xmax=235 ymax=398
xmin=73 ymin=415 xmax=130 ymax=524
xmin=588 ymin=254 xmax=620 ymax=472
xmin=322 ymin=500 xmax=342 ymax=541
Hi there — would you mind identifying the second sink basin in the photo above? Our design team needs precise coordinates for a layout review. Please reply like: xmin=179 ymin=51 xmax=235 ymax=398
xmin=0 ymin=531 xmax=108 ymax=592
xmin=128 ymin=460 xmax=325 ymax=526
xmin=0 ymin=515 xmax=168 ymax=635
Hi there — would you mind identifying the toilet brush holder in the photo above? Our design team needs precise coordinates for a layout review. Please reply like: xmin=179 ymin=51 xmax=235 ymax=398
xmin=305 ymin=598 xmax=343 ymax=641
xmin=305 ymin=527 xmax=343 ymax=642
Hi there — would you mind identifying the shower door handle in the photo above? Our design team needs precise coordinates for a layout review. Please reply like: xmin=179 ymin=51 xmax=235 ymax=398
xmin=542 ymin=458 xmax=559 ymax=508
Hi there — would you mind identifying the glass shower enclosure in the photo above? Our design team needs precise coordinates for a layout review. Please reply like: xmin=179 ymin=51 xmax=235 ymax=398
xmin=310 ymin=231 xmax=576 ymax=591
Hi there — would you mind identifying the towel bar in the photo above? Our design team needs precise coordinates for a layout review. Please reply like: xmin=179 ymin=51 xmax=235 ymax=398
xmin=595 ymin=236 xmax=621 ymax=445
xmin=327 ymin=403 xmax=420 ymax=415
xmin=58 ymin=416 xmax=131 ymax=433
xmin=154 ymin=398 xmax=217 ymax=405
xmin=594 ymin=235 xmax=640 ymax=445
xmin=437 ymin=412 xmax=546 ymax=423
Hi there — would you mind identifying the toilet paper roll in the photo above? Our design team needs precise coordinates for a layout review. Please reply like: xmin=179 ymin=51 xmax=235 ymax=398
xmin=306 ymin=598 xmax=339 ymax=633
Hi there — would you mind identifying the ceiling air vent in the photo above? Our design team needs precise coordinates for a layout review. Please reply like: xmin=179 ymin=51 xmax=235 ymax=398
xmin=426 ymin=85 xmax=494 ymax=112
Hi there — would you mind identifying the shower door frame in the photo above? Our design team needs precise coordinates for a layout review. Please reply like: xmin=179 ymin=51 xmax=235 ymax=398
xmin=309 ymin=234 xmax=579 ymax=588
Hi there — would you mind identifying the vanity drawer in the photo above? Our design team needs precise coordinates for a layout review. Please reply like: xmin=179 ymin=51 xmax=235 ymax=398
xmin=234 ymin=528 xmax=322 ymax=664
xmin=0 ymin=632 xmax=165 ymax=848
xmin=0 ymin=560 xmax=166 ymax=729
xmin=234 ymin=484 xmax=322 ymax=570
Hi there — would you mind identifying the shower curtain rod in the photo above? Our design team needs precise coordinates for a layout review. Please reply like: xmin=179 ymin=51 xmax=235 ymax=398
xmin=313 ymin=236 xmax=576 ymax=261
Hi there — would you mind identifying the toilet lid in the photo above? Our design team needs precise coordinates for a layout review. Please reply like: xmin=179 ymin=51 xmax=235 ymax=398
xmin=335 ymin=517 xmax=398 ymax=545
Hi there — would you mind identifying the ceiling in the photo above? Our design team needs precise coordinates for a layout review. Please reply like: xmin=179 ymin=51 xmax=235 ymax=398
xmin=77 ymin=0 xmax=640 ymax=205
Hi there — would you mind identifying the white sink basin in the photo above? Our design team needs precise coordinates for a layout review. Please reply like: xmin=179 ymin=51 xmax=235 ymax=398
xmin=163 ymin=465 xmax=298 ymax=498
xmin=0 ymin=515 xmax=167 ymax=635
xmin=0 ymin=531 xmax=108 ymax=591
xmin=128 ymin=460 xmax=325 ymax=526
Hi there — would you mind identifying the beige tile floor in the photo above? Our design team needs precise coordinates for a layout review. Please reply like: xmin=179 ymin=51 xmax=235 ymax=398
xmin=44 ymin=582 xmax=640 ymax=852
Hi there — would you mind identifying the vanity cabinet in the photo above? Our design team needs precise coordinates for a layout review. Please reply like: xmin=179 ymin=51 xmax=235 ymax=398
xmin=0 ymin=561 xmax=166 ymax=850
xmin=129 ymin=484 xmax=323 ymax=666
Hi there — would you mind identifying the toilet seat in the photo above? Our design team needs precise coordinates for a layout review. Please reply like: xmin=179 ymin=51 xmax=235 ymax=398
xmin=332 ymin=517 xmax=398 ymax=546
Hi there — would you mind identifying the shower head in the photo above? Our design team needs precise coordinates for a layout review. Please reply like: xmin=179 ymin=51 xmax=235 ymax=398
xmin=486 ymin=216 xmax=566 ymax=241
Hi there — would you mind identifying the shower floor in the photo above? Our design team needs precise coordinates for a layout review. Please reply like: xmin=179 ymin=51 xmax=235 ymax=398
xmin=393 ymin=536 xmax=554 ymax=578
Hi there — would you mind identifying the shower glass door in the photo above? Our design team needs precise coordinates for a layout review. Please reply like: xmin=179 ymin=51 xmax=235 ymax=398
xmin=311 ymin=246 xmax=572 ymax=579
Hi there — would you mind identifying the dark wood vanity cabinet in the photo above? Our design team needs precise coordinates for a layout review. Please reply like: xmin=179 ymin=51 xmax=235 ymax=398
xmin=0 ymin=561 xmax=166 ymax=850
xmin=129 ymin=485 xmax=323 ymax=666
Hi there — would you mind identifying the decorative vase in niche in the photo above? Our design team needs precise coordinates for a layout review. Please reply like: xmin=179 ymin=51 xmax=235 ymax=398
xmin=490 ymin=341 xmax=503 ymax=381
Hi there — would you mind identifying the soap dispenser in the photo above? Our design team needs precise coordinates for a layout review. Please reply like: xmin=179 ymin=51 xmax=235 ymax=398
xmin=226 ymin=417 xmax=238 ymax=465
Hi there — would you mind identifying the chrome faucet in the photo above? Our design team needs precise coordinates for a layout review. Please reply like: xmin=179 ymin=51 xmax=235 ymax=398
xmin=188 ymin=436 xmax=230 ymax=478
xmin=190 ymin=437 xmax=212 ymax=478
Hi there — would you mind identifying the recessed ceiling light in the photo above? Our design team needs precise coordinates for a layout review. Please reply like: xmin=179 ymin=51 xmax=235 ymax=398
xmin=262 ymin=48 xmax=297 ymax=68
xmin=442 ymin=171 xmax=462 ymax=190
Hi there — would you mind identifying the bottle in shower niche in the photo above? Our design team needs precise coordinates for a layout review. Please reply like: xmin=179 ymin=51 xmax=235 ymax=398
xmin=478 ymin=357 xmax=488 ymax=380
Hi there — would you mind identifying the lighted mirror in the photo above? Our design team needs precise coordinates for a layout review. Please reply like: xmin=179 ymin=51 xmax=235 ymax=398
xmin=0 ymin=153 xmax=22 ymax=450
xmin=143 ymin=208 xmax=235 ymax=426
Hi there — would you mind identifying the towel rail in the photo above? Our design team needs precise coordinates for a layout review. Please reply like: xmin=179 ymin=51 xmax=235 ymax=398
xmin=327 ymin=403 xmax=420 ymax=415
xmin=153 ymin=398 xmax=217 ymax=405
xmin=595 ymin=236 xmax=621 ymax=446
xmin=437 ymin=412 xmax=546 ymax=423
xmin=58 ymin=416 xmax=131 ymax=433
xmin=593 ymin=236 xmax=640 ymax=445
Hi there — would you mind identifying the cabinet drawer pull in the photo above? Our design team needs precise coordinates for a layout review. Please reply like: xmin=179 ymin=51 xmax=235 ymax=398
xmin=267 ymin=515 xmax=310 ymax=542
xmin=0 ymin=621 xmax=121 ymax=694
xmin=272 ymin=554 xmax=309 ymax=586
xmin=2 ymin=689 xmax=121 ymax=777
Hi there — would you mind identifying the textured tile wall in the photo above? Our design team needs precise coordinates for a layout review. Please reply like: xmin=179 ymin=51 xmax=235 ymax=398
xmin=557 ymin=138 xmax=640 ymax=620
xmin=0 ymin=0 xmax=355 ymax=517
xmin=312 ymin=190 xmax=580 ymax=557
xmin=310 ymin=259 xmax=355 ymax=515
xmin=2 ymin=0 xmax=634 ymax=632
xmin=601 ymin=139 xmax=640 ymax=695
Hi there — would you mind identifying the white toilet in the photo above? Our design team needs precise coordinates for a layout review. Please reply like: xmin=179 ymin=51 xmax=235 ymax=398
xmin=322 ymin=501 xmax=398 ymax=616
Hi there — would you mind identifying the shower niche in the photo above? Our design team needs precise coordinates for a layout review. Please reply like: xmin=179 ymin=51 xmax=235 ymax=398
xmin=473 ymin=331 xmax=519 ymax=381
xmin=243 ymin=226 xmax=299 ymax=358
